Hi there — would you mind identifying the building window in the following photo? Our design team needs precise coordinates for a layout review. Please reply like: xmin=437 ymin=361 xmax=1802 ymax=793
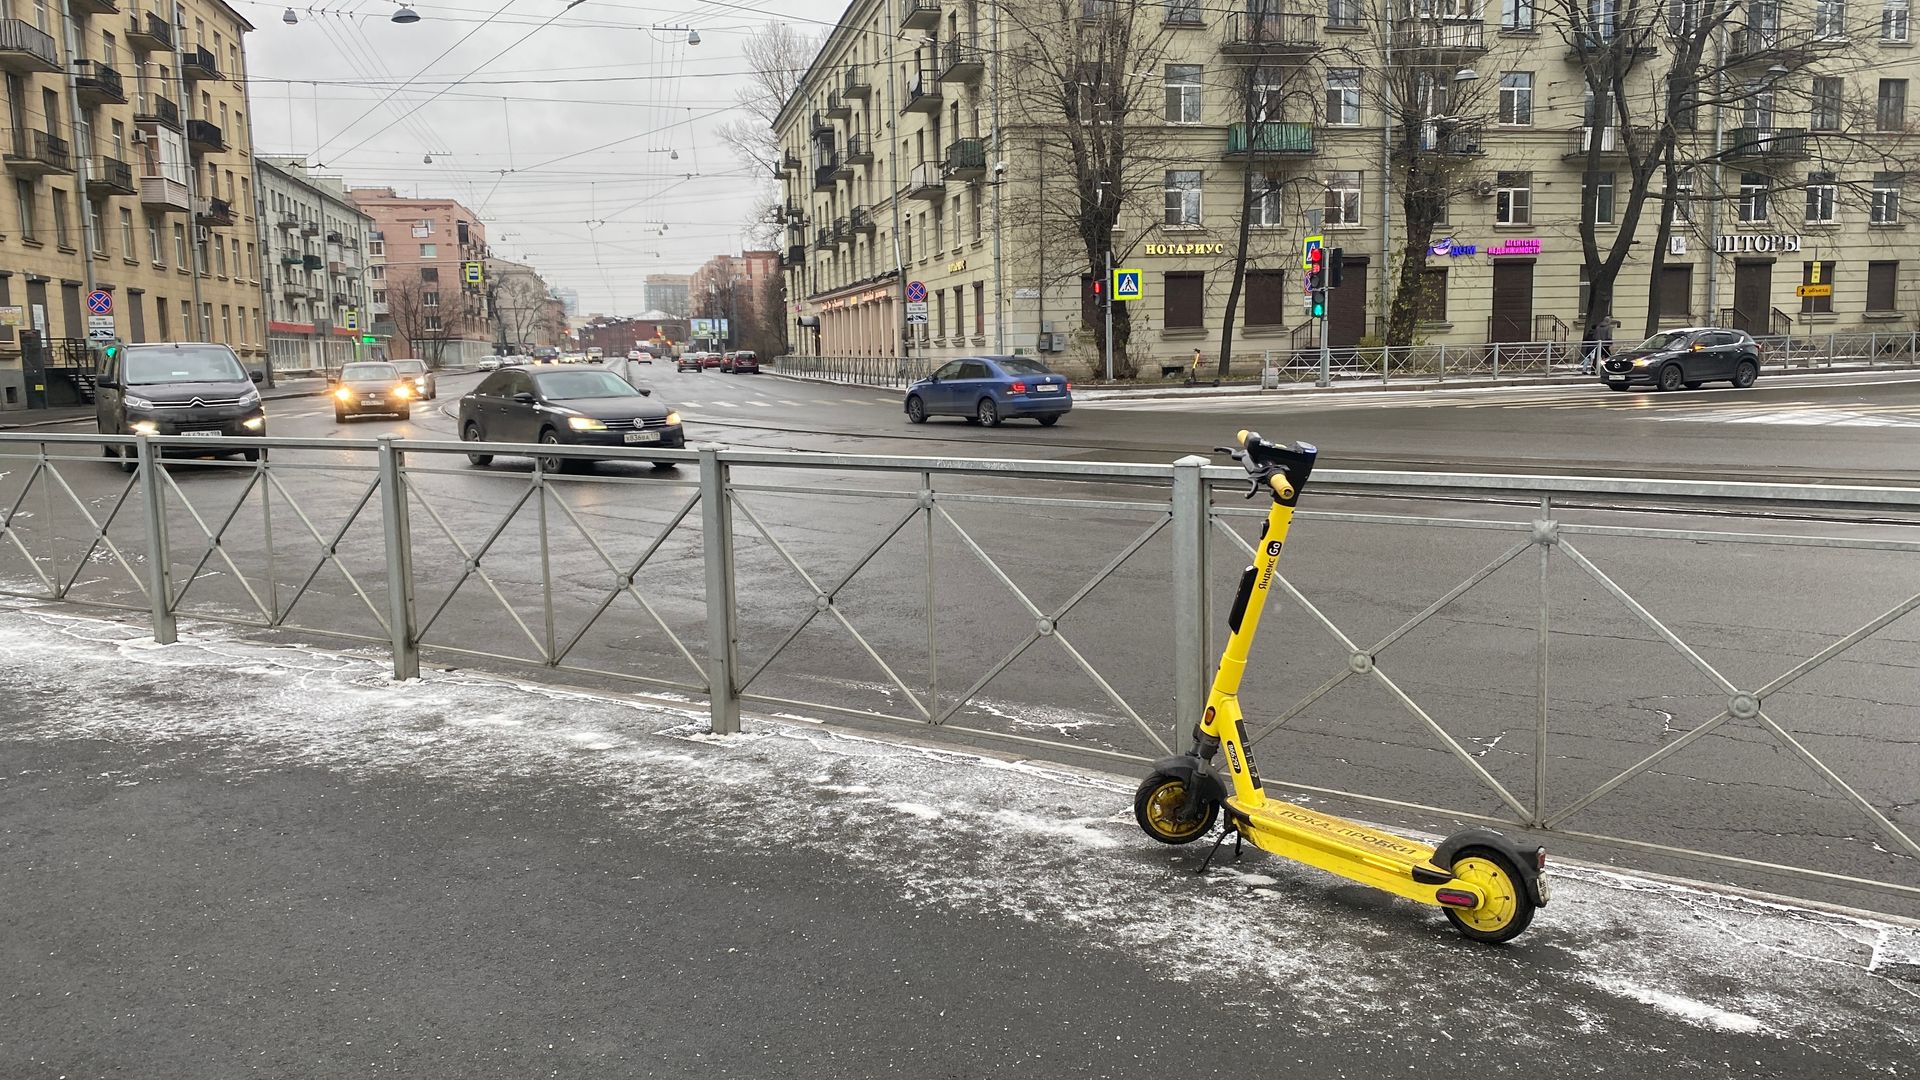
xmin=1801 ymin=261 xmax=1836 ymax=314
xmin=1501 ymin=0 xmax=1535 ymax=28
xmin=974 ymin=281 xmax=985 ymax=335
xmin=412 ymin=218 xmax=433 ymax=236
xmin=1673 ymin=169 xmax=1695 ymax=223
xmin=1326 ymin=69 xmax=1361 ymax=125
xmin=372 ymin=289 xmax=387 ymax=305
xmin=1498 ymin=73 xmax=1533 ymax=125
xmin=120 ymin=207 xmax=135 ymax=259
xmin=424 ymin=314 xmax=442 ymax=332
xmin=1164 ymin=169 xmax=1202 ymax=226
xmin=1164 ymin=271 xmax=1204 ymax=328
xmin=1417 ymin=267 xmax=1448 ymax=322
xmin=1738 ymin=173 xmax=1769 ymax=222
xmin=214 ymin=238 xmax=227 ymax=277
xmin=51 ymin=188 xmax=71 ymax=248
xmin=1328 ymin=0 xmax=1362 ymax=26
xmin=1886 ymin=0 xmax=1911 ymax=38
xmin=971 ymin=186 xmax=983 ymax=240
xmin=1164 ymin=0 xmax=1202 ymax=23
xmin=1805 ymin=172 xmax=1838 ymax=223
xmin=1878 ymin=79 xmax=1907 ymax=131
xmin=1245 ymin=269 xmax=1287 ymax=326
xmin=368 ymin=234 xmax=384 ymax=256
xmin=420 ymin=243 xmax=437 ymax=257
xmin=1165 ymin=64 xmax=1203 ymax=123
xmin=221 ymin=304 xmax=232 ymax=341
xmin=148 ymin=217 xmax=162 ymax=264
xmin=1255 ymin=174 xmax=1286 ymax=226
xmin=935 ymin=290 xmax=946 ymax=337
xmin=1659 ymin=264 xmax=1692 ymax=319
xmin=423 ymin=291 xmax=440 ymax=308
xmin=1325 ymin=170 xmax=1362 ymax=226
xmin=1815 ymin=0 xmax=1846 ymax=36
xmin=1872 ymin=173 xmax=1902 ymax=223
xmin=1811 ymin=77 xmax=1843 ymax=131
xmin=1867 ymin=260 xmax=1899 ymax=310
xmin=1496 ymin=171 xmax=1531 ymax=224
xmin=200 ymin=302 xmax=211 ymax=338
xmin=13 ymin=179 xmax=33 ymax=241
xmin=419 ymin=266 xmax=439 ymax=282
xmin=174 ymin=223 xmax=188 ymax=266
xmin=1585 ymin=170 xmax=1617 ymax=224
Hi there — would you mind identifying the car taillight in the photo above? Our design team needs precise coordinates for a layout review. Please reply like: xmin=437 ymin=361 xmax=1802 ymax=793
xmin=1065 ymin=381 xmax=1073 ymax=391
xmin=1011 ymin=382 xmax=1026 ymax=393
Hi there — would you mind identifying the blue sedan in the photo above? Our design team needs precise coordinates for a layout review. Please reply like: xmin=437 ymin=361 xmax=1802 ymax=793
xmin=904 ymin=355 xmax=1072 ymax=427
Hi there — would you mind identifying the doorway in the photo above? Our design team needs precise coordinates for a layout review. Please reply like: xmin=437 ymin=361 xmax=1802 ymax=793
xmin=1732 ymin=260 xmax=1774 ymax=334
xmin=1328 ymin=256 xmax=1368 ymax=347
xmin=1490 ymin=260 xmax=1535 ymax=342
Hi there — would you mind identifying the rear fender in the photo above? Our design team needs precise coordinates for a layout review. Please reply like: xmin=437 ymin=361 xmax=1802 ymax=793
xmin=1433 ymin=828 xmax=1548 ymax=907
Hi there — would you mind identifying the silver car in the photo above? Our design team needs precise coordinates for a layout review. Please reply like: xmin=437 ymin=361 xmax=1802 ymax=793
xmin=390 ymin=358 xmax=437 ymax=400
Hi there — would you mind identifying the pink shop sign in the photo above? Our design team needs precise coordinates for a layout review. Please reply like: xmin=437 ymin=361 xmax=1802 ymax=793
xmin=1486 ymin=238 xmax=1543 ymax=256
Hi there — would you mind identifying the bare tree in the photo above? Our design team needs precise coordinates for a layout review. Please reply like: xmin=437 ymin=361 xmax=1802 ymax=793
xmin=386 ymin=275 xmax=463 ymax=368
xmin=720 ymin=24 xmax=821 ymax=248
xmin=490 ymin=269 xmax=557 ymax=352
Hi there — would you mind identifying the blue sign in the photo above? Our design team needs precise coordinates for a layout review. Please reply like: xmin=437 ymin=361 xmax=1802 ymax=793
xmin=1112 ymin=270 xmax=1142 ymax=301
xmin=1429 ymin=238 xmax=1478 ymax=258
xmin=904 ymin=280 xmax=928 ymax=303
xmin=87 ymin=290 xmax=112 ymax=315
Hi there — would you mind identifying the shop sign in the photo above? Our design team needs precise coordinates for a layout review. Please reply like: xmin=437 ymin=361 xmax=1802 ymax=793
xmin=948 ymin=258 xmax=968 ymax=272
xmin=1486 ymin=238 xmax=1543 ymax=256
xmin=0 ymin=305 xmax=22 ymax=328
xmin=1144 ymin=241 xmax=1226 ymax=256
xmin=1429 ymin=238 xmax=1478 ymax=257
xmin=1715 ymin=234 xmax=1802 ymax=254
xmin=819 ymin=285 xmax=894 ymax=312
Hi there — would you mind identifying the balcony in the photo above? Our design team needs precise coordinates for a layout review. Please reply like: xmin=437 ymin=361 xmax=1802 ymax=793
xmin=302 ymin=219 xmax=320 ymax=236
xmin=902 ymin=74 xmax=941 ymax=114
xmin=371 ymin=301 xmax=390 ymax=316
xmin=813 ymin=153 xmax=840 ymax=191
xmin=186 ymin=118 xmax=224 ymax=154
xmin=944 ymin=137 xmax=987 ymax=180
xmin=333 ymin=292 xmax=350 ymax=307
xmin=906 ymin=160 xmax=945 ymax=201
xmin=1418 ymin=121 xmax=1484 ymax=154
xmin=303 ymin=253 xmax=325 ymax=271
xmin=775 ymin=149 xmax=801 ymax=178
xmin=939 ymin=40 xmax=985 ymax=82
xmin=74 ymin=60 xmax=127 ymax=107
xmin=1563 ymin=125 xmax=1653 ymax=160
xmin=832 ymin=217 xmax=851 ymax=246
xmin=843 ymin=65 xmax=872 ymax=100
xmin=813 ymin=226 xmax=834 ymax=252
xmin=329 ymin=260 xmax=347 ymax=275
xmin=0 ymin=18 xmax=60 ymax=73
xmin=5 ymin=129 xmax=73 ymax=176
xmin=1563 ymin=31 xmax=1658 ymax=58
xmin=276 ymin=212 xmax=299 ymax=231
xmin=1726 ymin=126 xmax=1808 ymax=160
xmin=197 ymin=196 xmax=234 ymax=226
xmin=280 ymin=251 xmax=303 ymax=265
xmin=134 ymin=92 xmax=181 ymax=130
xmin=126 ymin=9 xmax=173 ymax=53
xmin=850 ymin=205 xmax=876 ymax=235
xmin=281 ymin=281 xmax=309 ymax=299
xmin=139 ymin=174 xmax=190 ymax=212
xmin=786 ymin=243 xmax=806 ymax=264
xmin=326 ymin=230 xmax=344 ymax=244
xmin=780 ymin=200 xmax=805 ymax=224
xmin=1390 ymin=18 xmax=1487 ymax=55
xmin=70 ymin=0 xmax=117 ymax=13
xmin=87 ymin=156 xmax=136 ymax=196
xmin=1225 ymin=120 xmax=1314 ymax=156
xmin=826 ymin=91 xmax=851 ymax=119
xmin=1220 ymin=9 xmax=1320 ymax=54
xmin=831 ymin=150 xmax=854 ymax=180
xmin=845 ymin=133 xmax=873 ymax=164
xmin=810 ymin=111 xmax=832 ymax=137
xmin=901 ymin=0 xmax=939 ymax=31
xmin=1728 ymin=27 xmax=1813 ymax=65
xmin=183 ymin=44 xmax=221 ymax=81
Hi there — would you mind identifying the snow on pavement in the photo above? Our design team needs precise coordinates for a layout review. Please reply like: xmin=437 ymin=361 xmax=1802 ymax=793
xmin=2 ymin=602 xmax=1917 ymax=1070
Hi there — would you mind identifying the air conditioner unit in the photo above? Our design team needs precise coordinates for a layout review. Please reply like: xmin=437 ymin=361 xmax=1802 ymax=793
xmin=1473 ymin=178 xmax=1496 ymax=197
xmin=131 ymin=129 xmax=150 ymax=145
xmin=194 ymin=225 xmax=211 ymax=242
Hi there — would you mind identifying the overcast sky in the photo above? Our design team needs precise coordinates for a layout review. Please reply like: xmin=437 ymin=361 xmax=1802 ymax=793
xmin=242 ymin=0 xmax=841 ymax=314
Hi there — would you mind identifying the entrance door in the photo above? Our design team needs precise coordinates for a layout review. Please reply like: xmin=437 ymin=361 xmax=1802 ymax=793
xmin=1732 ymin=260 xmax=1773 ymax=334
xmin=1328 ymin=257 xmax=1368 ymax=347
xmin=1490 ymin=260 xmax=1535 ymax=342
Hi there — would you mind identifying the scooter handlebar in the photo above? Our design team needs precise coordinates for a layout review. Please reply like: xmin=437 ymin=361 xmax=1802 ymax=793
xmin=1218 ymin=430 xmax=1319 ymax=505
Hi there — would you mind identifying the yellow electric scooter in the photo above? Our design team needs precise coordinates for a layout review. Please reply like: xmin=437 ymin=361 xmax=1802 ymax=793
xmin=1135 ymin=431 xmax=1549 ymax=943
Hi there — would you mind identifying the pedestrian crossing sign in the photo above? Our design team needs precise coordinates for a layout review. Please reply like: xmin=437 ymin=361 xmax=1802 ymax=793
xmin=463 ymin=261 xmax=484 ymax=285
xmin=344 ymin=309 xmax=358 ymax=330
xmin=1112 ymin=269 xmax=1142 ymax=301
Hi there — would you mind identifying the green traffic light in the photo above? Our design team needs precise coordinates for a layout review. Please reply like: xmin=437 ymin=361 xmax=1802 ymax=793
xmin=1311 ymin=300 xmax=1325 ymax=318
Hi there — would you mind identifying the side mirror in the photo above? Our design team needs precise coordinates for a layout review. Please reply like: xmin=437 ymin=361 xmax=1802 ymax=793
xmin=638 ymin=387 xmax=652 ymax=396
xmin=1692 ymin=343 xmax=1705 ymax=351
xmin=96 ymin=377 xmax=120 ymax=390
xmin=250 ymin=370 xmax=265 ymax=384
xmin=513 ymin=392 xmax=536 ymax=404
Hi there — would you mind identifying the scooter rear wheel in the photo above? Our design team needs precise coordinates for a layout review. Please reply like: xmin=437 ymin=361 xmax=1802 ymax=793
xmin=1442 ymin=846 xmax=1536 ymax=944
xmin=1134 ymin=773 xmax=1217 ymax=845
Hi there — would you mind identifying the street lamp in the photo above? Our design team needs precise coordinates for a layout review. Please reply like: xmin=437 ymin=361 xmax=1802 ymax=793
xmin=391 ymin=3 xmax=420 ymax=23
xmin=282 ymin=6 xmax=298 ymax=24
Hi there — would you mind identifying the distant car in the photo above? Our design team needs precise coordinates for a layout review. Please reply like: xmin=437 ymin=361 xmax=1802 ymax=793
xmin=457 ymin=364 xmax=685 ymax=472
xmin=506 ymin=354 xmax=533 ymax=366
xmin=627 ymin=349 xmax=653 ymax=364
xmin=390 ymin=358 xmax=437 ymax=400
xmin=478 ymin=356 xmax=503 ymax=372
xmin=677 ymin=352 xmax=705 ymax=372
xmin=331 ymin=361 xmax=416 ymax=422
xmin=94 ymin=342 xmax=267 ymax=468
xmin=1601 ymin=327 xmax=1761 ymax=392
xmin=720 ymin=350 xmax=759 ymax=374
xmin=905 ymin=355 xmax=1072 ymax=427
xmin=701 ymin=352 xmax=724 ymax=369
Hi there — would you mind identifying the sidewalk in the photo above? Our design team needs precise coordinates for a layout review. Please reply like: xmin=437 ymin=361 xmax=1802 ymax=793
xmin=1 ymin=601 xmax=1915 ymax=1078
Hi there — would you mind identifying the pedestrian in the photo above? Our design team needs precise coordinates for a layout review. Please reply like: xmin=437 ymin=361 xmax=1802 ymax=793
xmin=1188 ymin=347 xmax=1204 ymax=385
xmin=1597 ymin=316 xmax=1618 ymax=364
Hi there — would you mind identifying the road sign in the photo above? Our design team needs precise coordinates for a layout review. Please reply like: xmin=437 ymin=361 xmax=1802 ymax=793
xmin=905 ymin=302 xmax=929 ymax=324
xmin=1809 ymin=262 xmax=1823 ymax=285
xmin=1796 ymin=284 xmax=1832 ymax=298
xmin=1301 ymin=235 xmax=1324 ymax=271
xmin=905 ymin=280 xmax=928 ymax=303
xmin=87 ymin=315 xmax=115 ymax=341
xmin=344 ymin=309 xmax=358 ymax=330
xmin=462 ymin=261 xmax=484 ymax=285
xmin=87 ymin=290 xmax=112 ymax=315
xmin=1112 ymin=269 xmax=1142 ymax=301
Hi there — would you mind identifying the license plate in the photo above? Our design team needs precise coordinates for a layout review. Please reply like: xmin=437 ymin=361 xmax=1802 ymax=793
xmin=181 ymin=429 xmax=222 ymax=437
xmin=1034 ymin=384 xmax=1059 ymax=393
xmin=623 ymin=431 xmax=661 ymax=444
xmin=1536 ymin=874 xmax=1552 ymax=904
xmin=363 ymin=396 xmax=383 ymax=403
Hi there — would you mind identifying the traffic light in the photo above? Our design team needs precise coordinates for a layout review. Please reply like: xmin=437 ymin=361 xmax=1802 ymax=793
xmin=1305 ymin=244 xmax=1325 ymax=291
xmin=1328 ymin=247 xmax=1345 ymax=289
xmin=1311 ymin=293 xmax=1326 ymax=319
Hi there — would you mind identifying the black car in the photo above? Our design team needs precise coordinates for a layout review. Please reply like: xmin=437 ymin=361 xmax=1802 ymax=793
xmin=331 ymin=362 xmax=417 ymax=421
xmin=94 ymin=342 xmax=267 ymax=469
xmin=458 ymin=365 xmax=685 ymax=471
xmin=1602 ymin=328 xmax=1761 ymax=391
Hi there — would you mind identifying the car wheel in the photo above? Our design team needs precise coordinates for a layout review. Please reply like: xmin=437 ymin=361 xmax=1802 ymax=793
xmin=905 ymin=395 xmax=928 ymax=424
xmin=1733 ymin=360 xmax=1759 ymax=388
xmin=335 ymin=410 xmax=349 ymax=423
xmin=1608 ymin=383 xmax=1631 ymax=392
xmin=1657 ymin=364 xmax=1686 ymax=392
xmin=399 ymin=408 xmax=412 ymax=420
xmin=977 ymin=397 xmax=1001 ymax=427
xmin=1037 ymin=415 xmax=1060 ymax=427
xmin=538 ymin=429 xmax=571 ymax=474
xmin=241 ymin=447 xmax=263 ymax=463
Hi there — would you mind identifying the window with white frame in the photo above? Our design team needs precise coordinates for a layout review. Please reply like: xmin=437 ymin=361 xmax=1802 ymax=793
xmin=1164 ymin=170 xmax=1202 ymax=225
xmin=1811 ymin=77 xmax=1844 ymax=131
xmin=1738 ymin=172 xmax=1769 ymax=222
xmin=1879 ymin=78 xmax=1908 ymax=130
xmin=1326 ymin=69 xmax=1361 ymax=125
xmin=1885 ymin=0 xmax=1909 ymax=39
xmin=1329 ymin=0 xmax=1363 ymax=27
xmin=1255 ymin=174 xmax=1286 ymax=226
xmin=1502 ymin=0 xmax=1535 ymax=28
xmin=1872 ymin=173 xmax=1902 ymax=222
xmin=412 ymin=218 xmax=433 ymax=237
xmin=1585 ymin=170 xmax=1617 ymax=223
xmin=1674 ymin=169 xmax=1695 ymax=223
xmin=1806 ymin=172 xmax=1838 ymax=223
xmin=1497 ymin=171 xmax=1531 ymax=224
xmin=1815 ymin=0 xmax=1846 ymax=36
xmin=1498 ymin=72 xmax=1533 ymax=124
xmin=1165 ymin=64 xmax=1203 ymax=123
xmin=1668 ymin=0 xmax=1704 ymax=34
xmin=1325 ymin=171 xmax=1363 ymax=226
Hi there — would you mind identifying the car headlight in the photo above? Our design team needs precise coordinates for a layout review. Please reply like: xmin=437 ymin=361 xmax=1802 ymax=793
xmin=123 ymin=394 xmax=155 ymax=410
xmin=414 ymin=377 xmax=428 ymax=388
xmin=393 ymin=383 xmax=412 ymax=398
xmin=1632 ymin=358 xmax=1655 ymax=368
xmin=567 ymin=416 xmax=607 ymax=431
xmin=334 ymin=386 xmax=354 ymax=401
xmin=664 ymin=411 xmax=682 ymax=427
xmin=237 ymin=389 xmax=261 ymax=407
xmin=130 ymin=420 xmax=159 ymax=435
xmin=242 ymin=416 xmax=265 ymax=431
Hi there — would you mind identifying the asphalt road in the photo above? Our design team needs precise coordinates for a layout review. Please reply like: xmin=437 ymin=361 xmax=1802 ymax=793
xmin=1 ymin=365 xmax=1916 ymax=914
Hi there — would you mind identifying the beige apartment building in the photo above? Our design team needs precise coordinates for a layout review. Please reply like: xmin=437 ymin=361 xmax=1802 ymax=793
xmin=2 ymin=0 xmax=263 ymax=409
xmin=347 ymin=187 xmax=491 ymax=366
xmin=773 ymin=0 xmax=1920 ymax=374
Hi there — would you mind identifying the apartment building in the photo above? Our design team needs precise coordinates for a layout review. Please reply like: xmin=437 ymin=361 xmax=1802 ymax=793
xmin=346 ymin=186 xmax=491 ymax=365
xmin=2 ymin=0 xmax=262 ymax=409
xmin=255 ymin=157 xmax=373 ymax=374
xmin=642 ymin=272 xmax=689 ymax=316
xmin=773 ymin=0 xmax=1920 ymax=373
xmin=690 ymin=249 xmax=780 ymax=351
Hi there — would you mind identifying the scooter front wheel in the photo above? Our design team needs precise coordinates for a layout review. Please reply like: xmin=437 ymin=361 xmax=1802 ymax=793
xmin=1134 ymin=773 xmax=1218 ymax=845
xmin=1442 ymin=846 xmax=1537 ymax=944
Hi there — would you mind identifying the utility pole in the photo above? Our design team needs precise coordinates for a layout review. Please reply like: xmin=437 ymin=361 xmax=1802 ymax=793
xmin=989 ymin=0 xmax=1003 ymax=354
xmin=59 ymin=0 xmax=99 ymax=313
xmin=169 ymin=1 xmax=206 ymax=343
xmin=1102 ymin=247 xmax=1113 ymax=381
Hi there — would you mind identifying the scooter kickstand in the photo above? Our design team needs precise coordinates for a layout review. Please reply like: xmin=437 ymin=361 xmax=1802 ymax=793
xmin=1196 ymin=825 xmax=1242 ymax=875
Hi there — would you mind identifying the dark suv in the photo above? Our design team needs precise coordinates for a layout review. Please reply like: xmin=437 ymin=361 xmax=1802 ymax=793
xmin=95 ymin=342 xmax=266 ymax=468
xmin=1602 ymin=328 xmax=1761 ymax=391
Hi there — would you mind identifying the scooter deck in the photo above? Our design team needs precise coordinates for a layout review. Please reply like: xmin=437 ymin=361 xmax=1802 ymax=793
xmin=1224 ymin=795 xmax=1466 ymax=906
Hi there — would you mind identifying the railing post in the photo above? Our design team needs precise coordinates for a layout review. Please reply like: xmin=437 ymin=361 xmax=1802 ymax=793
xmin=699 ymin=445 xmax=742 ymax=735
xmin=135 ymin=435 xmax=176 ymax=644
xmin=1171 ymin=455 xmax=1210 ymax=751
xmin=376 ymin=435 xmax=419 ymax=680
xmin=1492 ymin=341 xmax=1501 ymax=378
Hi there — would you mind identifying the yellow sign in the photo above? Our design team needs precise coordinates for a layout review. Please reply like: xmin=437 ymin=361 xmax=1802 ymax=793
xmin=1796 ymin=284 xmax=1832 ymax=298
xmin=947 ymin=258 xmax=968 ymax=273
xmin=1144 ymin=242 xmax=1226 ymax=256
xmin=1111 ymin=268 xmax=1143 ymax=301
xmin=462 ymin=261 xmax=484 ymax=285
xmin=1809 ymin=262 xmax=1823 ymax=285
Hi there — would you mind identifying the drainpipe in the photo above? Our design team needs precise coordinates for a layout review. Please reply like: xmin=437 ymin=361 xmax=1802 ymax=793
xmin=1703 ymin=23 xmax=1725 ymax=318
xmin=990 ymin=0 xmax=1003 ymax=353
xmin=168 ymin=1 xmax=206 ymax=344
xmin=887 ymin=5 xmax=909 ymax=365
xmin=59 ymin=0 xmax=99 ymax=317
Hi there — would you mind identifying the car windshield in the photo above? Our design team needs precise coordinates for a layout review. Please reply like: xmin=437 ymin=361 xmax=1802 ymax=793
xmin=535 ymin=370 xmax=637 ymax=399
xmin=391 ymin=360 xmax=426 ymax=375
xmin=1632 ymin=331 xmax=1694 ymax=352
xmin=342 ymin=363 xmax=399 ymax=381
xmin=994 ymin=357 xmax=1051 ymax=376
xmin=124 ymin=346 xmax=247 ymax=385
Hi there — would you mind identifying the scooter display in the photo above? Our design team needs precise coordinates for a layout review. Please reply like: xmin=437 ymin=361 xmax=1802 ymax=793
xmin=1135 ymin=431 xmax=1549 ymax=943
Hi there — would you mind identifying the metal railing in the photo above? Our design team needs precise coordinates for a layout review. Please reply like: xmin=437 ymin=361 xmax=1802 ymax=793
xmin=774 ymin=354 xmax=937 ymax=388
xmin=1 ymin=431 xmax=1916 ymax=909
